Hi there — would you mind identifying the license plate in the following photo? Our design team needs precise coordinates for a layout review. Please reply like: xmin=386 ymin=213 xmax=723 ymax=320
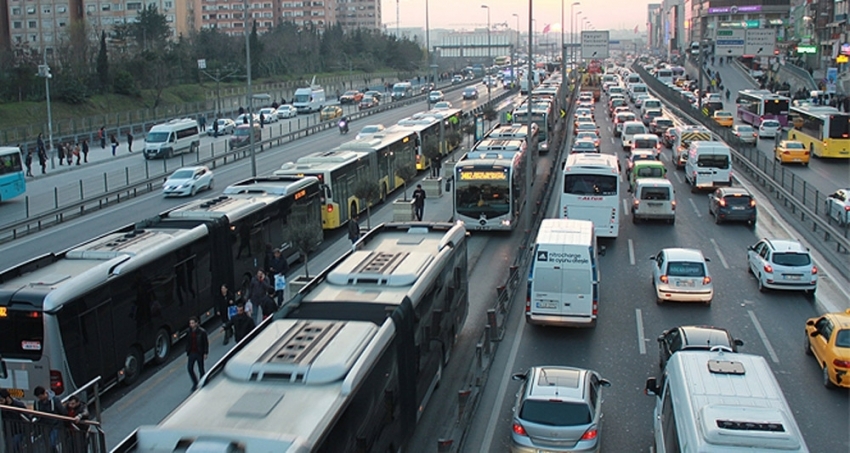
xmin=536 ymin=301 xmax=557 ymax=309
xmin=784 ymin=275 xmax=802 ymax=280
xmin=732 ymin=206 xmax=745 ymax=210
xmin=675 ymin=280 xmax=695 ymax=287
xmin=648 ymin=202 xmax=662 ymax=207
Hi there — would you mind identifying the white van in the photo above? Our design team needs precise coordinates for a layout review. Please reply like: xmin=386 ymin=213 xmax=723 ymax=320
xmin=626 ymin=73 xmax=642 ymax=86
xmin=685 ymin=141 xmax=732 ymax=191
xmin=143 ymin=118 xmax=200 ymax=160
xmin=645 ymin=350 xmax=809 ymax=453
xmin=527 ymin=219 xmax=600 ymax=327
xmin=621 ymin=121 xmax=648 ymax=150
xmin=628 ymin=83 xmax=648 ymax=102
xmin=632 ymin=178 xmax=675 ymax=224
xmin=641 ymin=98 xmax=663 ymax=117
xmin=293 ymin=76 xmax=326 ymax=113
xmin=391 ymin=82 xmax=414 ymax=100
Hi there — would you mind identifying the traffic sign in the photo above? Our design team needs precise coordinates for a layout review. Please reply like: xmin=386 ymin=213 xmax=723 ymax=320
xmin=714 ymin=29 xmax=745 ymax=56
xmin=560 ymin=109 xmax=566 ymax=118
xmin=744 ymin=28 xmax=776 ymax=56
xmin=581 ymin=31 xmax=610 ymax=59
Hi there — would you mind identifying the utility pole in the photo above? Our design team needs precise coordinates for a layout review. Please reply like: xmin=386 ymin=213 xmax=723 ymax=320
xmin=201 ymin=68 xmax=238 ymax=116
xmin=37 ymin=55 xmax=54 ymax=168
xmin=244 ymin=3 xmax=257 ymax=176
xmin=482 ymin=4 xmax=491 ymax=104
xmin=525 ymin=0 xmax=533 ymax=232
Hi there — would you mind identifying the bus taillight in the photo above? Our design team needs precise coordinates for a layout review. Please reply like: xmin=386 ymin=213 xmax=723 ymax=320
xmin=326 ymin=204 xmax=334 ymax=213
xmin=50 ymin=370 xmax=65 ymax=395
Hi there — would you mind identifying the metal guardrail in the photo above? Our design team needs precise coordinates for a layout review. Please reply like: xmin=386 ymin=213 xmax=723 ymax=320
xmin=0 ymin=81 xmax=508 ymax=244
xmin=633 ymin=63 xmax=850 ymax=279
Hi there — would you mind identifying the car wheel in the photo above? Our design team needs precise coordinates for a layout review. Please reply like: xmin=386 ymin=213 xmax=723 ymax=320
xmin=190 ymin=185 xmax=197 ymax=197
xmin=805 ymin=334 xmax=814 ymax=356
xmin=757 ymin=276 xmax=767 ymax=293
xmin=747 ymin=261 xmax=754 ymax=274
xmin=804 ymin=288 xmax=816 ymax=300
xmin=823 ymin=365 xmax=836 ymax=389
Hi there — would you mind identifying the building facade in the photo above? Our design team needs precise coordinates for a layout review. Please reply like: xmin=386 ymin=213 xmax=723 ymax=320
xmin=648 ymin=3 xmax=662 ymax=52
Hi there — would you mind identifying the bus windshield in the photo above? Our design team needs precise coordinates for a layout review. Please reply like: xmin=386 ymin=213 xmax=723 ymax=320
xmin=456 ymin=180 xmax=510 ymax=217
xmin=563 ymin=174 xmax=617 ymax=196
xmin=829 ymin=115 xmax=850 ymax=139
xmin=0 ymin=151 xmax=23 ymax=175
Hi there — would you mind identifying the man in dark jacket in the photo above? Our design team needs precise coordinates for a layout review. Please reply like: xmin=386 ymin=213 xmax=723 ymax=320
xmin=218 ymin=284 xmax=237 ymax=345
xmin=247 ymin=270 xmax=273 ymax=322
xmin=2 ymin=388 xmax=28 ymax=452
xmin=34 ymin=385 xmax=67 ymax=451
xmin=185 ymin=317 xmax=209 ymax=391
xmin=223 ymin=303 xmax=256 ymax=343
xmin=267 ymin=248 xmax=289 ymax=306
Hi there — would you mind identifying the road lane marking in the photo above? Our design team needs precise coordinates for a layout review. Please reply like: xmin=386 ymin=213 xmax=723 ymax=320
xmin=748 ymin=310 xmax=780 ymax=363
xmin=636 ymin=309 xmax=647 ymax=354
xmin=628 ymin=239 xmax=635 ymax=265
xmin=688 ymin=198 xmax=702 ymax=218
xmin=610 ymin=137 xmax=616 ymax=144
xmin=709 ymin=238 xmax=730 ymax=269
xmin=622 ymin=198 xmax=630 ymax=215
xmin=672 ymin=171 xmax=683 ymax=184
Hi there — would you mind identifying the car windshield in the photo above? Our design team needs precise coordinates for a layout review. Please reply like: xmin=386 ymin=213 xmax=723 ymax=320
xmin=170 ymin=170 xmax=194 ymax=179
xmin=322 ymin=107 xmax=335 ymax=113
xmin=360 ymin=126 xmax=381 ymax=134
xmin=716 ymin=112 xmax=732 ymax=118
xmin=520 ymin=400 xmax=592 ymax=426
xmin=146 ymin=132 xmax=169 ymax=143
xmin=772 ymin=252 xmax=811 ymax=266
xmin=737 ymin=126 xmax=754 ymax=133
xmin=234 ymin=128 xmax=251 ymax=136
xmin=784 ymin=142 xmax=805 ymax=149
xmin=667 ymin=261 xmax=706 ymax=277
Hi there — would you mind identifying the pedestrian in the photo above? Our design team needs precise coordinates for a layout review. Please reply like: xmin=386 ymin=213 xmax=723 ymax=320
xmin=413 ymin=184 xmax=426 ymax=221
xmin=126 ymin=131 xmax=133 ymax=153
xmin=247 ymin=270 xmax=273 ymax=323
xmin=38 ymin=148 xmax=47 ymax=174
xmin=185 ymin=316 xmax=209 ymax=391
xmin=1 ymin=388 xmax=28 ymax=453
xmin=213 ymin=118 xmax=220 ymax=137
xmin=37 ymin=133 xmax=45 ymax=155
xmin=73 ymin=143 xmax=81 ymax=165
xmin=222 ymin=303 xmax=256 ymax=343
xmin=64 ymin=395 xmax=89 ymax=424
xmin=65 ymin=143 xmax=73 ymax=165
xmin=57 ymin=142 xmax=65 ymax=165
xmin=81 ymin=139 xmax=89 ymax=163
xmin=110 ymin=134 xmax=118 ymax=156
xmin=267 ymin=248 xmax=289 ymax=306
xmin=259 ymin=112 xmax=265 ymax=128
xmin=24 ymin=149 xmax=33 ymax=176
xmin=98 ymin=126 xmax=106 ymax=149
xmin=34 ymin=385 xmax=67 ymax=452
xmin=217 ymin=284 xmax=236 ymax=345
xmin=258 ymin=288 xmax=277 ymax=321
xmin=348 ymin=214 xmax=361 ymax=250
xmin=198 ymin=115 xmax=206 ymax=132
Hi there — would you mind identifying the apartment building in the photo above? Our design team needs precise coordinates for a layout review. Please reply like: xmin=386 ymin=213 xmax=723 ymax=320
xmin=336 ymin=0 xmax=379 ymax=30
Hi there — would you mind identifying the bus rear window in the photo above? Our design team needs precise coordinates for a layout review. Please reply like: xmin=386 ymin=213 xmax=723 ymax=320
xmin=828 ymin=115 xmax=850 ymax=139
xmin=0 ymin=308 xmax=44 ymax=360
xmin=563 ymin=175 xmax=618 ymax=196
xmin=763 ymin=99 xmax=789 ymax=115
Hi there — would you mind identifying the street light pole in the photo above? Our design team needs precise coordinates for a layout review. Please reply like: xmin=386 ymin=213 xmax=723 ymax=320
xmin=481 ymin=4 xmax=491 ymax=104
xmin=570 ymin=2 xmax=579 ymax=73
xmin=525 ymin=0 xmax=533 ymax=232
xmin=426 ymin=0 xmax=431 ymax=74
xmin=244 ymin=2 xmax=257 ymax=176
xmin=513 ymin=13 xmax=520 ymax=90
xmin=37 ymin=55 xmax=55 ymax=168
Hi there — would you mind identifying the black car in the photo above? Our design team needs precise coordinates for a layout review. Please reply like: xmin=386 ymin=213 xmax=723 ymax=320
xmin=570 ymin=139 xmax=599 ymax=154
xmin=650 ymin=118 xmax=674 ymax=136
xmin=708 ymin=187 xmax=757 ymax=227
xmin=658 ymin=325 xmax=743 ymax=369
xmin=462 ymin=87 xmax=479 ymax=100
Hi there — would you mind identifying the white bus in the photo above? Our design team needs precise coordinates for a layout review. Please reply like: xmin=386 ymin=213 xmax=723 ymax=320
xmin=114 ymin=222 xmax=469 ymax=453
xmin=560 ymin=153 xmax=620 ymax=238
xmin=654 ymin=67 xmax=674 ymax=85
xmin=454 ymin=147 xmax=529 ymax=231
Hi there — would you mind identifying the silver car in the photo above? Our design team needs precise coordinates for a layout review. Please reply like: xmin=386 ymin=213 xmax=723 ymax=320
xmin=650 ymin=248 xmax=714 ymax=305
xmin=732 ymin=124 xmax=757 ymax=144
xmin=511 ymin=366 xmax=610 ymax=453
xmin=162 ymin=166 xmax=214 ymax=197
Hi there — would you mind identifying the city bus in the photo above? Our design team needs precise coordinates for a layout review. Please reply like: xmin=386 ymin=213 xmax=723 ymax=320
xmin=494 ymin=55 xmax=511 ymax=66
xmin=454 ymin=146 xmax=529 ymax=231
xmin=393 ymin=108 xmax=463 ymax=171
xmin=788 ymin=104 xmax=850 ymax=158
xmin=0 ymin=146 xmax=26 ymax=201
xmin=560 ymin=153 xmax=621 ymax=238
xmin=0 ymin=176 xmax=323 ymax=404
xmin=274 ymin=128 xmax=417 ymax=229
xmin=113 ymin=222 xmax=469 ymax=453
xmin=484 ymin=122 xmax=540 ymax=158
xmin=513 ymin=99 xmax=554 ymax=152
xmin=735 ymin=89 xmax=791 ymax=127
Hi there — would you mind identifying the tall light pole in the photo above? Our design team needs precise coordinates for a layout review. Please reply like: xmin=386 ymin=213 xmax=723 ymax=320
xmin=570 ymin=2 xmax=580 ymax=73
xmin=426 ymin=0 xmax=431 ymax=81
xmin=575 ymin=11 xmax=583 ymax=69
xmin=244 ymin=2 xmax=257 ymax=176
xmin=481 ymin=4 xmax=491 ymax=104
xmin=513 ymin=13 xmax=520 ymax=90
xmin=525 ymin=0 xmax=533 ymax=232
xmin=37 ymin=56 xmax=54 ymax=168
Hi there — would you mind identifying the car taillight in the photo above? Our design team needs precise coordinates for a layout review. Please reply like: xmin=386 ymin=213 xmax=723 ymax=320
xmin=513 ymin=422 xmax=528 ymax=436
xmin=660 ymin=275 xmax=668 ymax=283
xmin=580 ymin=427 xmax=599 ymax=441
xmin=633 ymin=199 xmax=640 ymax=206
xmin=804 ymin=151 xmax=810 ymax=156
xmin=50 ymin=370 xmax=65 ymax=395
xmin=844 ymin=205 xmax=850 ymax=211
xmin=833 ymin=359 xmax=850 ymax=369
xmin=749 ymin=199 xmax=756 ymax=207
xmin=671 ymin=200 xmax=676 ymax=210
xmin=812 ymin=266 xmax=818 ymax=275
xmin=764 ymin=264 xmax=773 ymax=273
xmin=703 ymin=276 xmax=712 ymax=285
xmin=718 ymin=199 xmax=727 ymax=207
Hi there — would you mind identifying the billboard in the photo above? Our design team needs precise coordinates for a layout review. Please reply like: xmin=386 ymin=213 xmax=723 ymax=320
xmin=744 ymin=28 xmax=776 ymax=56
xmin=581 ymin=31 xmax=610 ymax=59
xmin=714 ymin=29 xmax=745 ymax=56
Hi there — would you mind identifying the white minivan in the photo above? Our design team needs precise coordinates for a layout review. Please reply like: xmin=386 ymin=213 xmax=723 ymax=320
xmin=632 ymin=178 xmax=675 ymax=224
xmin=629 ymin=83 xmax=648 ymax=102
xmin=684 ymin=141 xmax=732 ymax=191
xmin=526 ymin=219 xmax=601 ymax=327
xmin=641 ymin=98 xmax=663 ymax=117
xmin=144 ymin=118 xmax=200 ymax=160
xmin=621 ymin=121 xmax=648 ymax=151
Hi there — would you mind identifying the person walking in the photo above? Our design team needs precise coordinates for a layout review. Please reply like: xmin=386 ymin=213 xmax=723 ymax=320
xmin=213 ymin=118 xmax=220 ymax=137
xmin=259 ymin=112 xmax=265 ymax=128
xmin=218 ymin=284 xmax=237 ymax=345
xmin=185 ymin=317 xmax=209 ymax=391
xmin=57 ymin=142 xmax=65 ymax=166
xmin=98 ymin=126 xmax=106 ymax=149
xmin=126 ymin=132 xmax=134 ymax=153
xmin=412 ymin=184 xmax=426 ymax=221
xmin=65 ymin=142 xmax=73 ymax=166
xmin=37 ymin=133 xmax=45 ymax=156
xmin=81 ymin=139 xmax=89 ymax=163
xmin=222 ymin=303 xmax=256 ymax=343
xmin=34 ymin=385 xmax=67 ymax=452
xmin=247 ymin=270 xmax=273 ymax=323
xmin=348 ymin=214 xmax=361 ymax=250
xmin=38 ymin=148 xmax=47 ymax=174
xmin=267 ymin=248 xmax=289 ymax=306
xmin=24 ymin=149 xmax=33 ymax=176
xmin=110 ymin=134 xmax=118 ymax=156
xmin=73 ymin=143 xmax=81 ymax=165
xmin=198 ymin=115 xmax=206 ymax=132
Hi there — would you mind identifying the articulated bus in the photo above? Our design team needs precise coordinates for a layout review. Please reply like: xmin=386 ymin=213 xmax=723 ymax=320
xmin=514 ymin=100 xmax=554 ymax=153
xmin=484 ymin=122 xmax=540 ymax=158
xmin=560 ymin=153 xmax=621 ymax=238
xmin=274 ymin=128 xmax=417 ymax=229
xmin=113 ymin=222 xmax=469 ymax=453
xmin=788 ymin=104 xmax=850 ymax=158
xmin=0 ymin=146 xmax=26 ymax=202
xmin=736 ymin=89 xmax=791 ymax=127
xmin=454 ymin=146 xmax=529 ymax=231
xmin=0 ymin=176 xmax=323 ymax=405
xmin=393 ymin=108 xmax=463 ymax=170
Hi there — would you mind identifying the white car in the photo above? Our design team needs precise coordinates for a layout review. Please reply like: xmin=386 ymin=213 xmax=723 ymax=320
xmin=356 ymin=124 xmax=385 ymax=140
xmin=825 ymin=188 xmax=850 ymax=225
xmin=758 ymin=119 xmax=782 ymax=138
xmin=258 ymin=108 xmax=278 ymax=123
xmin=428 ymin=90 xmax=445 ymax=103
xmin=162 ymin=166 xmax=214 ymax=197
xmin=650 ymin=248 xmax=714 ymax=305
xmin=433 ymin=101 xmax=452 ymax=110
xmin=207 ymin=118 xmax=236 ymax=136
xmin=235 ymin=113 xmax=260 ymax=125
xmin=747 ymin=238 xmax=817 ymax=296
xmin=275 ymin=105 xmax=297 ymax=119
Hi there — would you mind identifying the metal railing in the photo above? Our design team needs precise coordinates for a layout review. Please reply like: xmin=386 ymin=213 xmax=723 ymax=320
xmin=0 ymin=401 xmax=107 ymax=453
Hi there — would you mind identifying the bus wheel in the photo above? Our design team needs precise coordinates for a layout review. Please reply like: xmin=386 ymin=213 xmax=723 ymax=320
xmin=123 ymin=347 xmax=144 ymax=385
xmin=153 ymin=328 xmax=172 ymax=364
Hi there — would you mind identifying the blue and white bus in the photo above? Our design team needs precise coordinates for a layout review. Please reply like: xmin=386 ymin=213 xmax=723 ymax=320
xmin=0 ymin=146 xmax=26 ymax=202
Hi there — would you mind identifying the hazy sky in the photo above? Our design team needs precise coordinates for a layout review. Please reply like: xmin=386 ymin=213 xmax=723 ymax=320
xmin=380 ymin=0 xmax=652 ymax=33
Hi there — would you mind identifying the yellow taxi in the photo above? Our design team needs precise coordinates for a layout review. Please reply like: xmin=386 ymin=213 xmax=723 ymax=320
xmin=774 ymin=140 xmax=810 ymax=166
xmin=711 ymin=110 xmax=734 ymax=127
xmin=805 ymin=309 xmax=850 ymax=388
xmin=320 ymin=105 xmax=343 ymax=121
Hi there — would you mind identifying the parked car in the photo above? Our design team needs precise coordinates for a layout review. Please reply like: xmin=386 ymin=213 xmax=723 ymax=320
xmin=338 ymin=90 xmax=363 ymax=104
xmin=229 ymin=124 xmax=262 ymax=150
xmin=275 ymin=105 xmax=297 ymax=119
xmin=428 ymin=90 xmax=445 ymax=102
xmin=747 ymin=238 xmax=817 ymax=296
xmin=649 ymin=248 xmax=714 ymax=305
xmin=758 ymin=119 xmax=782 ymax=138
xmin=732 ymin=124 xmax=757 ymax=144
xmin=462 ymin=87 xmax=479 ymax=100
xmin=657 ymin=325 xmax=743 ymax=369
xmin=510 ymin=366 xmax=611 ymax=453
xmin=805 ymin=309 xmax=850 ymax=388
xmin=162 ymin=166 xmax=214 ymax=197
xmin=708 ymin=187 xmax=757 ymax=227
xmin=359 ymin=95 xmax=379 ymax=110
xmin=320 ymin=105 xmax=343 ymax=120
xmin=207 ymin=118 xmax=236 ymax=136
xmin=775 ymin=140 xmax=810 ymax=165
xmin=825 ymin=188 xmax=850 ymax=225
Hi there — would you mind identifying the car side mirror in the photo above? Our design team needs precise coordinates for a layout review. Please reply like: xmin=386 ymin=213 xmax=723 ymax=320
xmin=511 ymin=372 xmax=527 ymax=382
xmin=747 ymin=245 xmax=755 ymax=251
xmin=598 ymin=245 xmax=606 ymax=256
xmin=806 ymin=319 xmax=816 ymax=327
xmin=657 ymin=334 xmax=665 ymax=343
xmin=810 ymin=331 xmax=819 ymax=338
xmin=645 ymin=377 xmax=659 ymax=396
xmin=734 ymin=339 xmax=744 ymax=347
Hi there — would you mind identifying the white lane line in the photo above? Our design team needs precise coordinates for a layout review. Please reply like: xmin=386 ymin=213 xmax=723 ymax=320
xmin=747 ymin=310 xmax=780 ymax=363
xmin=628 ymin=239 xmax=635 ymax=265
xmin=622 ymin=198 xmax=630 ymax=215
xmin=672 ymin=171 xmax=683 ymax=184
xmin=636 ymin=309 xmax=647 ymax=354
xmin=709 ymin=238 xmax=730 ymax=269
xmin=688 ymin=198 xmax=702 ymax=218
xmin=610 ymin=137 xmax=616 ymax=144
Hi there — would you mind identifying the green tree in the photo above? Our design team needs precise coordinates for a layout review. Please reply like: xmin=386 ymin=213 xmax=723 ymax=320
xmin=289 ymin=221 xmax=321 ymax=279
xmin=353 ymin=179 xmax=380 ymax=229
xmin=421 ymin=137 xmax=441 ymax=177
xmin=396 ymin=163 xmax=417 ymax=201
xmin=97 ymin=31 xmax=109 ymax=91
xmin=132 ymin=5 xmax=170 ymax=50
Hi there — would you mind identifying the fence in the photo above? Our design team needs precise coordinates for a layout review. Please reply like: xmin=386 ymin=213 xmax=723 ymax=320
xmin=0 ymin=402 xmax=107 ymax=453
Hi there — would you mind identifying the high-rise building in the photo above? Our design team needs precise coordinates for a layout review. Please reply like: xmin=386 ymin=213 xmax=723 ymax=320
xmin=336 ymin=0 xmax=380 ymax=30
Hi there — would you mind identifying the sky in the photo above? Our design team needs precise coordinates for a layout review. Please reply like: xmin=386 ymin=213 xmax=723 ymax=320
xmin=380 ymin=0 xmax=652 ymax=34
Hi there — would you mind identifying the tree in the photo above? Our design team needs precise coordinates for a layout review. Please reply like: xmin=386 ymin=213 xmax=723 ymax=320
xmin=132 ymin=5 xmax=170 ymax=51
xmin=482 ymin=105 xmax=498 ymax=122
xmin=396 ymin=163 xmax=417 ymax=201
xmin=289 ymin=220 xmax=321 ymax=279
xmin=421 ymin=136 xmax=441 ymax=177
xmin=353 ymin=179 xmax=380 ymax=229
xmin=97 ymin=31 xmax=109 ymax=91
